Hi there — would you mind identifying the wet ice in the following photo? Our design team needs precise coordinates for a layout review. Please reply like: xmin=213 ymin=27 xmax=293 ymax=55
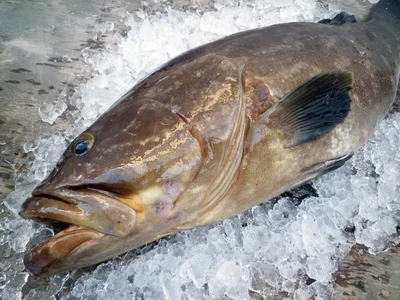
xmin=2 ymin=0 xmax=398 ymax=299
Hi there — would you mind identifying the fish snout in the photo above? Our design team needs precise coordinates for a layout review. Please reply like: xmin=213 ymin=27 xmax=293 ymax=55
xmin=19 ymin=196 xmax=33 ymax=218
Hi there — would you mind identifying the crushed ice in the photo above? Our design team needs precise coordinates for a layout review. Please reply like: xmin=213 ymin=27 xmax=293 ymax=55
xmin=2 ymin=0 xmax=398 ymax=299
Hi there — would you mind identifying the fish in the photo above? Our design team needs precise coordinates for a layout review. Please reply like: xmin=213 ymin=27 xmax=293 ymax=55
xmin=20 ymin=0 xmax=400 ymax=277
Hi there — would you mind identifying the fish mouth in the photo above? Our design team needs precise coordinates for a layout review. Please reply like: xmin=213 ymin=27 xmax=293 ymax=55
xmin=20 ymin=188 xmax=137 ymax=277
xmin=22 ymin=224 xmax=105 ymax=277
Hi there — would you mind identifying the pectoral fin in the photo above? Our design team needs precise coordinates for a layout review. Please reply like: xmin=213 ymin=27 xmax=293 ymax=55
xmin=269 ymin=71 xmax=353 ymax=147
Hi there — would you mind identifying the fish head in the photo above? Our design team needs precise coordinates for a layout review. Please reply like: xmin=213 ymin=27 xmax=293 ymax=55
xmin=20 ymin=96 xmax=204 ymax=276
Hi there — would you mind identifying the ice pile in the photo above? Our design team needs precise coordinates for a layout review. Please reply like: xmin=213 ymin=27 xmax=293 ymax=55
xmin=2 ymin=0 xmax=398 ymax=299
xmin=39 ymin=100 xmax=68 ymax=125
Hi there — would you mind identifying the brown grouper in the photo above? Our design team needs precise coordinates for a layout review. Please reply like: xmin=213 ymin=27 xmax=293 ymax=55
xmin=20 ymin=0 xmax=400 ymax=276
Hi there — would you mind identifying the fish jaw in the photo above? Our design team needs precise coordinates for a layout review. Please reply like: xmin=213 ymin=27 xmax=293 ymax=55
xmin=22 ymin=218 xmax=178 ymax=277
xmin=23 ymin=225 xmax=105 ymax=276
xmin=20 ymin=188 xmax=137 ymax=237
xmin=19 ymin=188 xmax=136 ymax=276
xmin=19 ymin=186 xmax=183 ymax=277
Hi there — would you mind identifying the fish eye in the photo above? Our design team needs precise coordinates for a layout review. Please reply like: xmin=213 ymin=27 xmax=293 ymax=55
xmin=75 ymin=140 xmax=90 ymax=156
xmin=73 ymin=133 xmax=94 ymax=156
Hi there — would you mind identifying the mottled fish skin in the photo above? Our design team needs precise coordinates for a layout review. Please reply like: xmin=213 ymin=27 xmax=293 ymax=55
xmin=20 ymin=2 xmax=400 ymax=276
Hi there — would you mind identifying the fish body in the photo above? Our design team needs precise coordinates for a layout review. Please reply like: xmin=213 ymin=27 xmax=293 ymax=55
xmin=20 ymin=0 xmax=400 ymax=276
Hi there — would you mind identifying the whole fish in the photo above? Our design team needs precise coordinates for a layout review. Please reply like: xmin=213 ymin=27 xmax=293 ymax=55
xmin=20 ymin=0 xmax=400 ymax=276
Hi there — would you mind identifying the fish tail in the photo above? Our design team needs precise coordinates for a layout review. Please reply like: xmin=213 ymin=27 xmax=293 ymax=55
xmin=370 ymin=0 xmax=400 ymax=28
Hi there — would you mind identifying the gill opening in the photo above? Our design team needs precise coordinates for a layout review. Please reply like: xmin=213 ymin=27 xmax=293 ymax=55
xmin=199 ymin=63 xmax=248 ymax=216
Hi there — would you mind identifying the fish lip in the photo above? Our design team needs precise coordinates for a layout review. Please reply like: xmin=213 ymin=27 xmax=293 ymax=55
xmin=20 ymin=191 xmax=76 ymax=225
xmin=19 ymin=193 xmax=72 ymax=227
xmin=20 ymin=186 xmax=79 ymax=219
xmin=20 ymin=186 xmax=137 ymax=236
xmin=23 ymin=225 xmax=107 ymax=277
xmin=20 ymin=190 xmax=71 ymax=214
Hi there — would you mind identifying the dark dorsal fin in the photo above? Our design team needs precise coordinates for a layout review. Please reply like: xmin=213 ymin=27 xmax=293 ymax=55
xmin=270 ymin=71 xmax=353 ymax=147
xmin=319 ymin=12 xmax=357 ymax=26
